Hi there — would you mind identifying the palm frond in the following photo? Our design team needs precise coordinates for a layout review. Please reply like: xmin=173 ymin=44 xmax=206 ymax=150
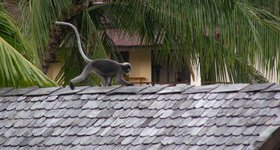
xmin=229 ymin=57 xmax=269 ymax=83
xmin=0 ymin=9 xmax=39 ymax=66
xmin=104 ymin=0 xmax=280 ymax=83
xmin=80 ymin=10 xmax=107 ymax=59
xmin=31 ymin=0 xmax=75 ymax=57
xmin=0 ymin=36 xmax=56 ymax=87
xmin=20 ymin=0 xmax=280 ymax=84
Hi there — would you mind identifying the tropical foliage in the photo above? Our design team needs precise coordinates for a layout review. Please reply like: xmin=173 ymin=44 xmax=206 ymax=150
xmin=2 ymin=0 xmax=280 ymax=87
xmin=0 ymin=7 xmax=56 ymax=87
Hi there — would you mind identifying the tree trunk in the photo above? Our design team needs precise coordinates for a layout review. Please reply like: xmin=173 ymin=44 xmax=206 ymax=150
xmin=42 ymin=2 xmax=87 ymax=74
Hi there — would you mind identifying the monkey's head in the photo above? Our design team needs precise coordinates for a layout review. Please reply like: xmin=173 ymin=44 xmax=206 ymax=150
xmin=122 ymin=62 xmax=132 ymax=74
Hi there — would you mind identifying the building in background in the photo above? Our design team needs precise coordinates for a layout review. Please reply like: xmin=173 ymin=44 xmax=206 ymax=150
xmin=106 ymin=29 xmax=192 ymax=85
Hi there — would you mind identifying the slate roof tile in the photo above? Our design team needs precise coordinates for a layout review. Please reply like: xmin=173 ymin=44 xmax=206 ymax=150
xmin=158 ymin=84 xmax=193 ymax=94
xmin=259 ymin=92 xmax=276 ymax=100
xmin=211 ymin=84 xmax=248 ymax=93
xmin=171 ymin=94 xmax=188 ymax=100
xmin=4 ymin=128 xmax=20 ymax=138
xmin=179 ymin=100 xmax=193 ymax=109
xmin=268 ymin=99 xmax=280 ymax=108
xmin=97 ymin=101 xmax=110 ymax=109
xmin=86 ymin=109 xmax=101 ymax=118
xmin=0 ymin=120 xmax=7 ymax=128
xmin=203 ymin=100 xmax=216 ymax=108
xmin=221 ymin=99 xmax=234 ymax=109
xmin=193 ymin=100 xmax=207 ymax=109
xmin=0 ymin=103 xmax=9 ymax=111
xmin=62 ymin=136 xmax=76 ymax=146
xmin=207 ymin=93 xmax=219 ymax=100
xmin=4 ymin=137 xmax=25 ymax=146
xmin=0 ymin=88 xmax=13 ymax=96
xmin=108 ymin=85 xmax=149 ymax=95
xmin=56 ymin=127 xmax=71 ymax=138
xmin=193 ymin=93 xmax=206 ymax=100
xmin=66 ymin=100 xmax=86 ymax=109
xmin=171 ymin=100 xmax=185 ymax=109
xmin=44 ymin=136 xmax=62 ymax=146
xmin=43 ymin=128 xmax=55 ymax=137
xmin=93 ymin=118 xmax=106 ymax=127
xmin=138 ymin=85 xmax=169 ymax=94
xmin=274 ymin=92 xmax=280 ymax=99
xmin=17 ymin=122 xmax=30 ymax=131
xmin=77 ymin=109 xmax=91 ymax=118
xmin=26 ymin=87 xmax=61 ymax=96
xmin=15 ymin=96 xmax=27 ymax=102
xmin=3 ymin=87 xmax=38 ymax=96
xmin=77 ymin=126 xmax=101 ymax=136
xmin=271 ymin=117 xmax=280 ymax=125
xmin=127 ymin=101 xmax=141 ymax=109
xmin=63 ymin=109 xmax=81 ymax=118
xmin=266 ymin=108 xmax=280 ymax=116
xmin=183 ymin=84 xmax=219 ymax=94
xmin=0 ymin=137 xmax=8 ymax=146
xmin=168 ymin=110 xmax=184 ymax=119
xmin=149 ymin=101 xmax=167 ymax=110
xmin=6 ymin=102 xmax=17 ymax=111
xmin=50 ymin=86 xmax=88 ymax=96
xmin=241 ymin=83 xmax=274 ymax=92
xmin=61 ymin=95 xmax=82 ymax=101
xmin=263 ymin=84 xmax=280 ymax=92
xmin=225 ymin=93 xmax=238 ymax=100
xmin=40 ymin=96 xmax=56 ymax=102
xmin=0 ymin=84 xmax=280 ymax=149
xmin=138 ymin=100 xmax=153 ymax=109
xmin=251 ymin=93 xmax=262 ymax=100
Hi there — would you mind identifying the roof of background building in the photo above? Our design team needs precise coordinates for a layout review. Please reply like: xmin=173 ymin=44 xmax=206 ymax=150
xmin=106 ymin=29 xmax=159 ymax=47
xmin=0 ymin=83 xmax=280 ymax=149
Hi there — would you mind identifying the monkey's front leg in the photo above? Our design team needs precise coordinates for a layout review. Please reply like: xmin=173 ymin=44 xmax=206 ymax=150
xmin=100 ymin=76 xmax=112 ymax=86
xmin=116 ymin=75 xmax=134 ymax=86
xmin=107 ymin=77 xmax=112 ymax=86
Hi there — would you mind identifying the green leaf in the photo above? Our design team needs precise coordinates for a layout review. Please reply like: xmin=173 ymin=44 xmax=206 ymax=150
xmin=0 ymin=36 xmax=57 ymax=87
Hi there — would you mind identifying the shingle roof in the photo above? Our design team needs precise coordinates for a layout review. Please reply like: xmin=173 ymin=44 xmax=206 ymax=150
xmin=106 ymin=29 xmax=160 ymax=47
xmin=0 ymin=83 xmax=280 ymax=149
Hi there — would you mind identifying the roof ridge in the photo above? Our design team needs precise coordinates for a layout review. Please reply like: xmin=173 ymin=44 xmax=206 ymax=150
xmin=0 ymin=83 xmax=277 ymax=97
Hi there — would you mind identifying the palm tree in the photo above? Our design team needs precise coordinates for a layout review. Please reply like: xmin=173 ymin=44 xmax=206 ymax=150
xmin=0 ymin=5 xmax=56 ymax=87
xmin=2 ymin=0 xmax=280 ymax=87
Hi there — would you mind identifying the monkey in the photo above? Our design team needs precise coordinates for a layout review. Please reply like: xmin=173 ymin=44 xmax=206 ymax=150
xmin=55 ymin=21 xmax=133 ymax=90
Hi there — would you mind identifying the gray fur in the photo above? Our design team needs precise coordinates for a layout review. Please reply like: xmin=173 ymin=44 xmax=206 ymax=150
xmin=56 ymin=21 xmax=133 ymax=90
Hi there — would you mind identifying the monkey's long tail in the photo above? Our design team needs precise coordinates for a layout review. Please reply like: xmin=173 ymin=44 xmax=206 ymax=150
xmin=55 ymin=21 xmax=92 ymax=63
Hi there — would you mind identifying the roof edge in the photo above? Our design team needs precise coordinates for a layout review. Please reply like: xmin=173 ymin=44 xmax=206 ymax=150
xmin=258 ymin=127 xmax=280 ymax=150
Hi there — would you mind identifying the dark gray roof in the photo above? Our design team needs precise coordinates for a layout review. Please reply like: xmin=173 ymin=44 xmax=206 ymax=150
xmin=0 ymin=83 xmax=280 ymax=150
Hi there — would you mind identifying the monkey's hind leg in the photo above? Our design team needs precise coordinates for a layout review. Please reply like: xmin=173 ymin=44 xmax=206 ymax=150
xmin=70 ymin=63 xmax=93 ymax=90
